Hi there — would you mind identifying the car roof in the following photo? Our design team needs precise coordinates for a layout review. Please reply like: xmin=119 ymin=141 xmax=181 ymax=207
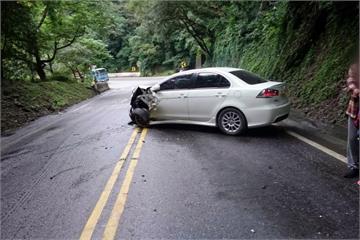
xmin=200 ymin=67 xmax=242 ymax=72
xmin=159 ymin=67 xmax=246 ymax=87
xmin=173 ymin=67 xmax=243 ymax=76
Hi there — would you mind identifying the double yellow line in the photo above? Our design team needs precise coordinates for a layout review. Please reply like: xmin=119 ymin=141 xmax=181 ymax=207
xmin=80 ymin=128 xmax=148 ymax=240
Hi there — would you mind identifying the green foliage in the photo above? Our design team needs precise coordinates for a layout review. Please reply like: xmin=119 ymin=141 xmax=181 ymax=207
xmin=123 ymin=0 xmax=358 ymax=123
xmin=209 ymin=1 xmax=358 ymax=124
xmin=120 ymin=0 xmax=218 ymax=75
xmin=2 ymin=0 xmax=115 ymax=81
xmin=2 ymin=0 xmax=359 ymax=126
xmin=1 ymin=80 xmax=94 ymax=131
xmin=47 ymin=72 xmax=72 ymax=82
xmin=55 ymin=38 xmax=113 ymax=78
xmin=3 ymin=80 xmax=93 ymax=110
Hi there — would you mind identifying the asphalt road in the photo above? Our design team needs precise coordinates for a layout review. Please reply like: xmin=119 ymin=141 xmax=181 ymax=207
xmin=1 ymin=76 xmax=359 ymax=239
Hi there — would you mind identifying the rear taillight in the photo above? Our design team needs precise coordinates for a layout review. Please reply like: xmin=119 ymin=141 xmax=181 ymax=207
xmin=257 ymin=88 xmax=279 ymax=98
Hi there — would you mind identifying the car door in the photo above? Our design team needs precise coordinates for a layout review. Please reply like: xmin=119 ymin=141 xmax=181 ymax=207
xmin=151 ymin=74 xmax=193 ymax=120
xmin=187 ymin=72 xmax=231 ymax=122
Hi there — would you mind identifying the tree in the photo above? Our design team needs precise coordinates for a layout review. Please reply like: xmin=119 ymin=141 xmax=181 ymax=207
xmin=1 ymin=1 xmax=35 ymax=82
xmin=129 ymin=1 xmax=212 ymax=57
xmin=1 ymin=0 xmax=111 ymax=81
xmin=56 ymin=38 xmax=112 ymax=80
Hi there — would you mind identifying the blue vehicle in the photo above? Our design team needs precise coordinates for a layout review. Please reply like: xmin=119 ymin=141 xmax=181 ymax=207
xmin=91 ymin=68 xmax=109 ymax=82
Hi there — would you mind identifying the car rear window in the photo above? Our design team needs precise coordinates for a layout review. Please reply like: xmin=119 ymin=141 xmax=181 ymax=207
xmin=229 ymin=70 xmax=267 ymax=85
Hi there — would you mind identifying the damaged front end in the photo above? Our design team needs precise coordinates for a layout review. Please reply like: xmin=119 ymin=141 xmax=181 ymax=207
xmin=129 ymin=86 xmax=158 ymax=127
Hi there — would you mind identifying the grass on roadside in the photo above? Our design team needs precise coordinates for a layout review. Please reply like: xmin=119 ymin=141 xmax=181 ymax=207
xmin=1 ymin=79 xmax=96 ymax=133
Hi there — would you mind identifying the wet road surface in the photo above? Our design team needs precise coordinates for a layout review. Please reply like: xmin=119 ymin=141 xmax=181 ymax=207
xmin=1 ymin=76 xmax=359 ymax=239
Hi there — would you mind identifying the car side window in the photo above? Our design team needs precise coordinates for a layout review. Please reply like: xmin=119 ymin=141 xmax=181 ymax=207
xmin=160 ymin=74 xmax=193 ymax=90
xmin=195 ymin=73 xmax=230 ymax=89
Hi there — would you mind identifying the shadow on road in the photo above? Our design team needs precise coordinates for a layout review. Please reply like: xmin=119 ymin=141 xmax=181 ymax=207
xmin=149 ymin=123 xmax=286 ymax=138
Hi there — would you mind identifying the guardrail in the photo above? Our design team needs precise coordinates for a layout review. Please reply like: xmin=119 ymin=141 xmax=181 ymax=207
xmin=108 ymin=72 xmax=140 ymax=77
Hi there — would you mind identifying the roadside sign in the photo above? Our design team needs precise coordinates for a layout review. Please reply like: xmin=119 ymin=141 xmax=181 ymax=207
xmin=180 ymin=61 xmax=187 ymax=68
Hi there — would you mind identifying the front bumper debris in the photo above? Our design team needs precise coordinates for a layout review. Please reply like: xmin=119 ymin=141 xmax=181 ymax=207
xmin=129 ymin=87 xmax=158 ymax=127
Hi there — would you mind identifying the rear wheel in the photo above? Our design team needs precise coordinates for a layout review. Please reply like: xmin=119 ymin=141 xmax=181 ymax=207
xmin=217 ymin=108 xmax=247 ymax=135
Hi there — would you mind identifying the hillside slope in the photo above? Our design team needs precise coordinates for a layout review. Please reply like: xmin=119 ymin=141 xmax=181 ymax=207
xmin=211 ymin=1 xmax=358 ymax=125
xmin=1 ymin=80 xmax=95 ymax=134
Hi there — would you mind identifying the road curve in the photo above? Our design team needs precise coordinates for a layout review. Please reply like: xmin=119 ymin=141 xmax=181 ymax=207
xmin=1 ymin=76 xmax=358 ymax=239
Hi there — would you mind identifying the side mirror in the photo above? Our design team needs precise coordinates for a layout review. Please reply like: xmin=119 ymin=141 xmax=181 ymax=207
xmin=151 ymin=84 xmax=160 ymax=92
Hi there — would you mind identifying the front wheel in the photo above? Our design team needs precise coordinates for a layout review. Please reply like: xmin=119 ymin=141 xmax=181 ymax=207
xmin=217 ymin=108 xmax=247 ymax=135
xmin=132 ymin=108 xmax=150 ymax=128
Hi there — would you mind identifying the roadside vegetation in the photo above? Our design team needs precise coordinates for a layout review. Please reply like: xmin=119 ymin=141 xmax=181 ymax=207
xmin=121 ymin=1 xmax=358 ymax=125
xmin=1 ymin=1 xmax=358 ymax=133
xmin=1 ymin=1 xmax=118 ymax=132
xmin=1 ymin=80 xmax=94 ymax=133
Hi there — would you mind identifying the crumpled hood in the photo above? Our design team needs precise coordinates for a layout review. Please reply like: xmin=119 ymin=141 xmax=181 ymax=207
xmin=130 ymin=86 xmax=158 ymax=111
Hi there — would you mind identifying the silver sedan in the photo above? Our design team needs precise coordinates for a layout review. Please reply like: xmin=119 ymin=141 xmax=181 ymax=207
xmin=129 ymin=67 xmax=290 ymax=135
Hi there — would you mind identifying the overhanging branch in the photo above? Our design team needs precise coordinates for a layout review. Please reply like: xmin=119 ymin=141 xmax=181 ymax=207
xmin=56 ymin=33 xmax=78 ymax=51
xmin=37 ymin=4 xmax=49 ymax=30
xmin=42 ymin=30 xmax=82 ymax=63
xmin=179 ymin=19 xmax=210 ymax=56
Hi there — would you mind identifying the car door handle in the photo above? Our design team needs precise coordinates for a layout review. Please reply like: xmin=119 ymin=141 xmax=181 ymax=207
xmin=178 ymin=93 xmax=187 ymax=98
xmin=214 ymin=92 xmax=226 ymax=97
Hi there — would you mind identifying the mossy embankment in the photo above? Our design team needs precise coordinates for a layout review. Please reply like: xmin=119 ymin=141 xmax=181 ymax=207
xmin=210 ymin=1 xmax=358 ymax=125
xmin=1 ymin=79 xmax=95 ymax=134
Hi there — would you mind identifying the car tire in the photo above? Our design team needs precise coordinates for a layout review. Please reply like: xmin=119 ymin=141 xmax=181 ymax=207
xmin=129 ymin=108 xmax=136 ymax=122
xmin=217 ymin=108 xmax=247 ymax=135
xmin=132 ymin=108 xmax=150 ymax=128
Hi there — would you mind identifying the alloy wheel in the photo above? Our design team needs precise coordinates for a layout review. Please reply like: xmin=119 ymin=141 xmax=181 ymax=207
xmin=221 ymin=111 xmax=242 ymax=133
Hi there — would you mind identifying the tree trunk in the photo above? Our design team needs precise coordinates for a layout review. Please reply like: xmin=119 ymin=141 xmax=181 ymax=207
xmin=69 ymin=67 xmax=77 ymax=80
xmin=259 ymin=1 xmax=271 ymax=12
xmin=47 ymin=54 xmax=54 ymax=73
xmin=35 ymin=61 xmax=46 ymax=81
xmin=76 ymin=68 xmax=84 ymax=82
xmin=34 ymin=47 xmax=46 ymax=81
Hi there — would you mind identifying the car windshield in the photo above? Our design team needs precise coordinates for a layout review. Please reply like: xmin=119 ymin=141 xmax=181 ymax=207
xmin=229 ymin=70 xmax=267 ymax=85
